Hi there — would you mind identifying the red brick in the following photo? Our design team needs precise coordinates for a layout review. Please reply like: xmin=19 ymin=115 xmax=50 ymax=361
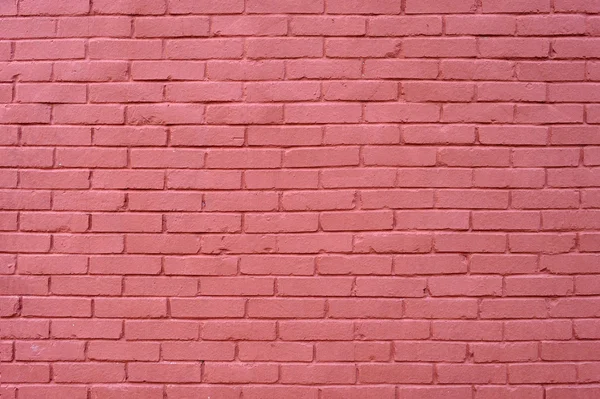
xmin=94 ymin=298 xmax=167 ymax=318
xmin=51 ymin=319 xmax=122 ymax=339
xmin=394 ymin=341 xmax=467 ymax=362
xmin=170 ymin=298 xmax=245 ymax=318
xmin=125 ymin=320 xmax=198 ymax=340
xmin=136 ymin=16 xmax=209 ymax=37
xmin=91 ymin=386 xmax=163 ymax=399
xmin=128 ymin=363 xmax=201 ymax=383
xmin=54 ymin=61 xmax=128 ymax=82
xmin=239 ymin=341 xmax=313 ymax=361
xmin=240 ymin=255 xmax=314 ymax=276
xmin=280 ymin=321 xmax=354 ymax=340
xmin=53 ymin=363 xmax=125 ymax=383
xmin=355 ymin=320 xmax=430 ymax=340
xmin=406 ymin=0 xmax=476 ymax=14
xmin=472 ymin=342 xmax=539 ymax=363
xmin=328 ymin=298 xmax=402 ymax=318
xmin=0 ymin=363 xmax=50 ymax=382
xmin=201 ymin=321 xmax=276 ymax=340
xmin=15 ymin=341 xmax=84 ymax=361
xmin=509 ymin=363 xmax=577 ymax=383
xmin=21 ymin=297 xmax=91 ymax=317
xmin=291 ymin=16 xmax=366 ymax=36
xmin=359 ymin=364 xmax=433 ymax=383
xmin=164 ymin=256 xmax=238 ymax=276
xmin=15 ymin=40 xmax=85 ymax=60
xmin=132 ymin=60 xmax=205 ymax=80
xmin=166 ymin=39 xmax=244 ymax=59
xmin=404 ymin=298 xmax=478 ymax=319
xmin=368 ymin=16 xmax=442 ymax=36
xmin=18 ymin=386 xmax=87 ymax=399
xmin=437 ymin=364 xmax=506 ymax=384
xmin=213 ymin=15 xmax=287 ymax=36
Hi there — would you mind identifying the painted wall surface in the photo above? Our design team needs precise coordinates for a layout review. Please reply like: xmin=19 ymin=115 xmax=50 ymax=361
xmin=1 ymin=0 xmax=600 ymax=398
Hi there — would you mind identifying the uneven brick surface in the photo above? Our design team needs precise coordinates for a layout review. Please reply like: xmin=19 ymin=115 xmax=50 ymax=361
xmin=1 ymin=0 xmax=600 ymax=397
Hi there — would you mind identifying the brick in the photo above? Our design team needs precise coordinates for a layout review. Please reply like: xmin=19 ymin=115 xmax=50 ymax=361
xmin=395 ymin=254 xmax=468 ymax=275
xmin=325 ymin=125 xmax=399 ymax=145
xmin=240 ymin=341 xmax=313 ymax=361
xmin=127 ymin=104 xmax=205 ymax=125
xmin=291 ymin=16 xmax=365 ymax=36
xmin=213 ymin=16 xmax=287 ymax=36
xmin=54 ymin=104 xmax=125 ymax=124
xmin=404 ymin=298 xmax=477 ymax=319
xmin=51 ymin=319 xmax=122 ymax=339
xmin=483 ymin=0 xmax=551 ymax=12
xmin=1 ymin=320 xmax=49 ymax=339
xmin=441 ymin=60 xmax=515 ymax=81
xmin=247 ymin=81 xmax=320 ymax=102
xmin=405 ymin=0 xmax=476 ymax=14
xmin=136 ymin=16 xmax=209 ymax=37
xmin=132 ymin=61 xmax=205 ymax=80
xmin=322 ymin=387 xmax=394 ymax=399
xmin=279 ymin=321 xmax=354 ymax=340
xmin=53 ymin=363 xmax=125 ymax=383
xmin=359 ymin=364 xmax=433 ymax=383
xmin=505 ymin=320 xmax=573 ymax=341
xmin=166 ymin=39 xmax=244 ymax=59
xmin=206 ymin=104 xmax=282 ymax=124
xmin=201 ymin=321 xmax=276 ymax=340
xmin=0 ymin=364 xmax=49 ymax=382
xmin=317 ymin=341 xmax=388 ymax=362
xmin=281 ymin=364 xmax=355 ymax=384
xmin=51 ymin=276 xmax=122 ymax=295
xmin=94 ymin=298 xmax=167 ymax=318
xmin=18 ymin=386 xmax=87 ymax=399
xmin=437 ymin=364 xmax=506 ymax=384
xmin=17 ymin=83 xmax=86 ymax=103
xmin=128 ymin=363 xmax=201 ymax=383
xmin=354 ymin=233 xmax=433 ymax=253
xmin=509 ymin=363 xmax=577 ymax=383
xmin=481 ymin=299 xmax=548 ymax=318
xmin=91 ymin=0 xmax=163 ymax=14
xmin=125 ymin=320 xmax=198 ymax=340
xmin=204 ymin=363 xmax=278 ymax=383
xmin=163 ymin=341 xmax=234 ymax=361
xmin=91 ymin=386 xmax=163 ymax=399
xmin=508 ymin=233 xmax=577 ymax=253
xmin=15 ymin=341 xmax=84 ymax=361
xmin=364 ymin=60 xmax=439 ymax=79
xmin=54 ymin=61 xmax=128 ymax=82
xmin=472 ymin=342 xmax=539 ymax=363
xmin=365 ymin=103 xmax=440 ymax=123
xmin=21 ymin=297 xmax=91 ymax=317
xmin=0 ymin=105 xmax=51 ymax=124
xmin=169 ymin=0 xmax=243 ymax=14
xmin=15 ymin=40 xmax=85 ymax=60
xmin=432 ymin=321 xmax=503 ymax=341
xmin=126 ymin=234 xmax=200 ymax=254
xmin=207 ymin=60 xmax=283 ymax=81
xmin=22 ymin=126 xmax=92 ymax=146
xmin=165 ymin=82 xmax=241 ymax=102
xmin=167 ymin=170 xmax=241 ymax=190
xmin=328 ymin=298 xmax=401 ymax=320
xmin=170 ymin=298 xmax=245 ymax=318
xmin=277 ymin=277 xmax=353 ymax=296
xmin=368 ymin=16 xmax=442 ymax=36
xmin=446 ymin=15 xmax=515 ymax=35
xmin=356 ymin=320 xmax=430 ymax=340
xmin=240 ymin=255 xmax=314 ymax=276
xmin=247 ymin=126 xmax=321 ymax=146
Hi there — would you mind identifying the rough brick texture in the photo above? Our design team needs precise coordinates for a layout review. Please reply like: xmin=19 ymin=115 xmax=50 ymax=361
xmin=1 ymin=0 xmax=600 ymax=396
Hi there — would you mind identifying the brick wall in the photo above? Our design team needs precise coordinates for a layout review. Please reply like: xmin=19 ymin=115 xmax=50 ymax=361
xmin=1 ymin=0 xmax=600 ymax=397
